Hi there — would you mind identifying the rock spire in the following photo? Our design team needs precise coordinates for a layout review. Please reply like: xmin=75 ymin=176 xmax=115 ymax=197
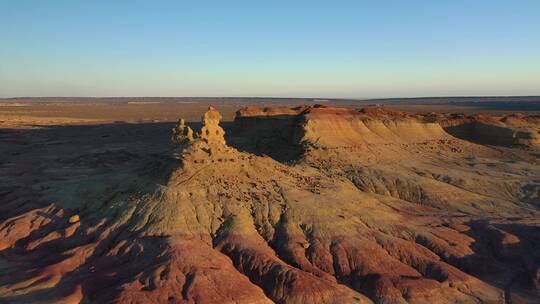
xmin=173 ymin=106 xmax=234 ymax=165
xmin=199 ymin=106 xmax=226 ymax=145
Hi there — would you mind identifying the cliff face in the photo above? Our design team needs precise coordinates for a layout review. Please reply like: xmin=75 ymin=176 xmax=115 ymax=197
xmin=233 ymin=105 xmax=470 ymax=163
xmin=1 ymin=106 xmax=540 ymax=304
xmin=297 ymin=107 xmax=450 ymax=148
xmin=232 ymin=106 xmax=307 ymax=161
xmin=234 ymin=105 xmax=540 ymax=154
xmin=440 ymin=114 xmax=540 ymax=148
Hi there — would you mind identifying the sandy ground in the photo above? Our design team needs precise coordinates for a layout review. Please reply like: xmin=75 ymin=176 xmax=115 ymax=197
xmin=0 ymin=102 xmax=239 ymax=127
xmin=2 ymin=98 xmax=539 ymax=129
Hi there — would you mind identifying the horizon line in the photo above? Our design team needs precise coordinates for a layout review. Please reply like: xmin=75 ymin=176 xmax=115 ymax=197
xmin=2 ymin=95 xmax=540 ymax=101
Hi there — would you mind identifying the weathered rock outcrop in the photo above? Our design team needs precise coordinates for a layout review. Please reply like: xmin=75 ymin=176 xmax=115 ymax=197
xmin=174 ymin=106 xmax=237 ymax=166
xmin=1 ymin=105 xmax=539 ymax=304
xmin=171 ymin=118 xmax=194 ymax=144
xmin=440 ymin=113 xmax=540 ymax=148
xmin=199 ymin=106 xmax=226 ymax=145
xmin=172 ymin=106 xmax=226 ymax=147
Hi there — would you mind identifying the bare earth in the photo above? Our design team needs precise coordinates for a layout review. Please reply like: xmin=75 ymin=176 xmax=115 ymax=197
xmin=1 ymin=99 xmax=539 ymax=304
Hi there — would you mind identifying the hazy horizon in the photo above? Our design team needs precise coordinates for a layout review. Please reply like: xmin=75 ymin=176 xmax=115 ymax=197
xmin=3 ymin=94 xmax=540 ymax=101
xmin=1 ymin=1 xmax=539 ymax=98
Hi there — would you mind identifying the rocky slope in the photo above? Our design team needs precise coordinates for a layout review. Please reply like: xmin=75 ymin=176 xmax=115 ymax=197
xmin=440 ymin=113 xmax=540 ymax=148
xmin=1 ymin=106 xmax=539 ymax=303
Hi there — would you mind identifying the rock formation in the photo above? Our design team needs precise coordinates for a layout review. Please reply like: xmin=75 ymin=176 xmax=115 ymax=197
xmin=440 ymin=113 xmax=540 ymax=148
xmin=1 ymin=105 xmax=539 ymax=303
xmin=171 ymin=118 xmax=194 ymax=144
xmin=199 ymin=106 xmax=226 ymax=145
xmin=174 ymin=106 xmax=237 ymax=167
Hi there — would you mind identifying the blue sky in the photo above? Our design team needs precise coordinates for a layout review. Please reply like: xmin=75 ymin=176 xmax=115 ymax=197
xmin=1 ymin=1 xmax=539 ymax=98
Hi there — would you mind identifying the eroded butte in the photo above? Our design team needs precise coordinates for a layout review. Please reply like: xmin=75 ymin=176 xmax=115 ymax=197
xmin=1 ymin=105 xmax=539 ymax=303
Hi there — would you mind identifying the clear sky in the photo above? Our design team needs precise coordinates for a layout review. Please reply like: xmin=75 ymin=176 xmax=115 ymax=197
xmin=1 ymin=1 xmax=539 ymax=98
